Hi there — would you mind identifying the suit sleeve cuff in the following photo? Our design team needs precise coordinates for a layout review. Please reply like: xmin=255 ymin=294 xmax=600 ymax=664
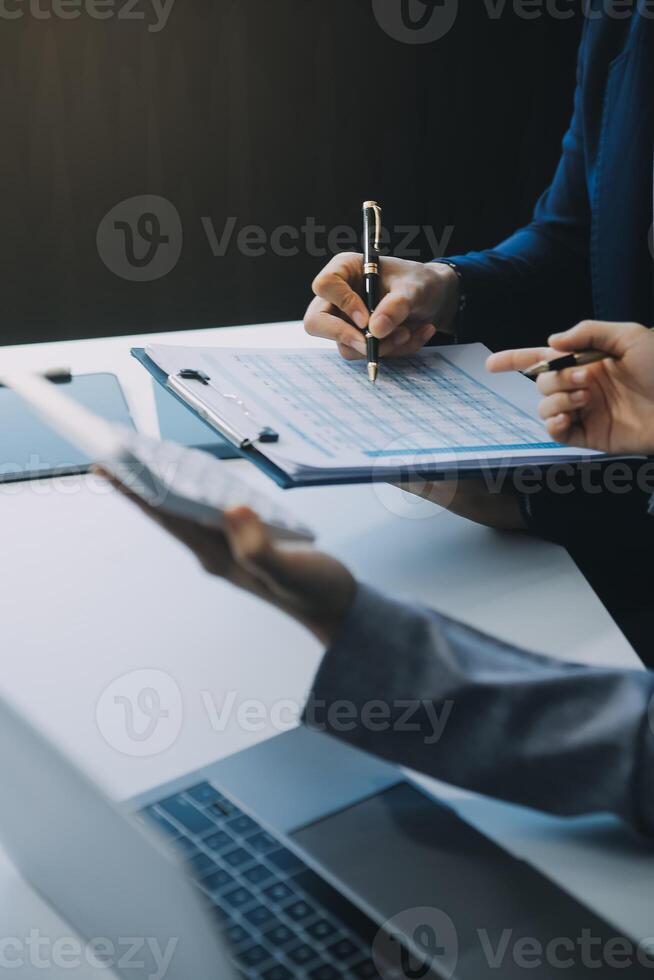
xmin=432 ymin=253 xmax=507 ymax=345
xmin=302 ymin=584 xmax=433 ymax=736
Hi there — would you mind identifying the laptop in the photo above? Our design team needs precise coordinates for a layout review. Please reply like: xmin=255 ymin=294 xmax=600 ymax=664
xmin=0 ymin=690 xmax=647 ymax=980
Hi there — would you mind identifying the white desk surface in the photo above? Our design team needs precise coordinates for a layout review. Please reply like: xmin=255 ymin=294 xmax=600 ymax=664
xmin=0 ymin=322 xmax=650 ymax=972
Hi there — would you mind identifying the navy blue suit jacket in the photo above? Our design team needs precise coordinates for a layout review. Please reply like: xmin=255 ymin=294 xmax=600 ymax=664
xmin=446 ymin=6 xmax=654 ymax=349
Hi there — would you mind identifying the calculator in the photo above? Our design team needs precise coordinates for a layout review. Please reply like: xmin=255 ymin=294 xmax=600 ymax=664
xmin=2 ymin=371 xmax=315 ymax=544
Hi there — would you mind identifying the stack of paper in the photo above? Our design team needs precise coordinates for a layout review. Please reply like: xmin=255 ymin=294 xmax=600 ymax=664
xmin=142 ymin=343 xmax=600 ymax=486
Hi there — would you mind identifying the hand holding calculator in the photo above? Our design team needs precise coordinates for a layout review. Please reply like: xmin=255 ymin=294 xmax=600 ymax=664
xmin=2 ymin=372 xmax=315 ymax=545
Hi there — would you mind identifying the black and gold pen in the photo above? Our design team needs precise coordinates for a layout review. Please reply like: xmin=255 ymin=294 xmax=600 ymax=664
xmin=521 ymin=327 xmax=654 ymax=378
xmin=362 ymin=200 xmax=382 ymax=383
xmin=522 ymin=350 xmax=613 ymax=379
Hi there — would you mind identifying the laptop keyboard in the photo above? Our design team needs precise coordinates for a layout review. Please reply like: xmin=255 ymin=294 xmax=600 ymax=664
xmin=138 ymin=781 xmax=398 ymax=979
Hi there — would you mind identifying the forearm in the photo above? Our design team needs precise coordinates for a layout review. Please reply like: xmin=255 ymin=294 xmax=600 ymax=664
xmin=438 ymin=221 xmax=592 ymax=350
xmin=303 ymin=585 xmax=654 ymax=837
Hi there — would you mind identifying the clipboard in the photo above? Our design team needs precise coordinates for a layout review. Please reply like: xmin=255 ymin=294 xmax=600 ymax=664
xmin=0 ymin=372 xmax=135 ymax=484
xmin=151 ymin=374 xmax=240 ymax=459
xmin=132 ymin=348 xmax=297 ymax=488
xmin=131 ymin=347 xmax=607 ymax=490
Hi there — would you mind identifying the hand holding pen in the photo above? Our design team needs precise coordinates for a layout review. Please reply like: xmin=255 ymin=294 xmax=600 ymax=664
xmin=487 ymin=320 xmax=654 ymax=454
xmin=305 ymin=254 xmax=457 ymax=364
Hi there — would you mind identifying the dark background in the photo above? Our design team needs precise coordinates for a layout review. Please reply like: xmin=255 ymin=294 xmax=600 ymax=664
xmin=1 ymin=0 xmax=584 ymax=344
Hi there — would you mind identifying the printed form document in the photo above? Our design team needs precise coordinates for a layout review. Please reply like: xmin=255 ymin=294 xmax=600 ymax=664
xmin=144 ymin=343 xmax=599 ymax=485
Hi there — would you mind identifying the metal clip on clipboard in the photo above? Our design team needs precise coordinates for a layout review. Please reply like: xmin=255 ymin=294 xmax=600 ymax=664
xmin=169 ymin=369 xmax=279 ymax=450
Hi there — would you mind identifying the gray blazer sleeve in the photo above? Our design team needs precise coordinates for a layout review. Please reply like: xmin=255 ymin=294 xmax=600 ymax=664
xmin=303 ymin=586 xmax=654 ymax=837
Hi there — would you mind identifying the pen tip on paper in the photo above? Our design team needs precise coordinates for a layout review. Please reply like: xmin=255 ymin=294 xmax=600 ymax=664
xmin=368 ymin=363 xmax=379 ymax=384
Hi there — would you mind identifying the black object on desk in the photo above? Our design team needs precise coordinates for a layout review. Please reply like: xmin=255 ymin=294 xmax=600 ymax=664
xmin=0 ymin=372 xmax=134 ymax=484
